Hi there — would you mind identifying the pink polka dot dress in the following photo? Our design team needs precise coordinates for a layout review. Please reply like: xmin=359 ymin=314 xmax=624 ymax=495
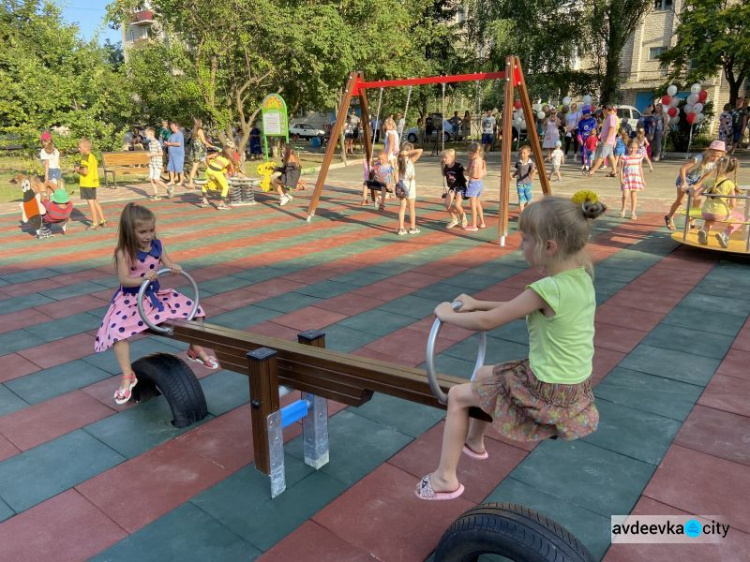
xmin=95 ymin=239 xmax=204 ymax=352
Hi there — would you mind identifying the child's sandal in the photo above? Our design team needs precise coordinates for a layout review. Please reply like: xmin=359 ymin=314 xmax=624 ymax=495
xmin=113 ymin=373 xmax=138 ymax=405
xmin=186 ymin=348 xmax=220 ymax=369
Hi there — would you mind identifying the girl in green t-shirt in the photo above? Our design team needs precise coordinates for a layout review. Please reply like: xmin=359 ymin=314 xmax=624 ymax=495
xmin=416 ymin=192 xmax=606 ymax=501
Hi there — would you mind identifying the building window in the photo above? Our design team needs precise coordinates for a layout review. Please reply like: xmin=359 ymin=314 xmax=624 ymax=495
xmin=654 ymin=0 xmax=673 ymax=10
xmin=649 ymin=47 xmax=667 ymax=60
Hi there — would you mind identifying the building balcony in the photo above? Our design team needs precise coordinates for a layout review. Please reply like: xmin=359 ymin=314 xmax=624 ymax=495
xmin=131 ymin=10 xmax=154 ymax=25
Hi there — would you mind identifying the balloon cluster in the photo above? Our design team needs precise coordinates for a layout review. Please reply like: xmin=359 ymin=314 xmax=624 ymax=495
xmin=661 ymin=83 xmax=708 ymax=126
xmin=510 ymin=93 xmax=597 ymax=126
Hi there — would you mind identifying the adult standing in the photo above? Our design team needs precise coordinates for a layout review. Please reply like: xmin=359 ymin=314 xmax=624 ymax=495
xmin=564 ymin=103 xmax=581 ymax=161
xmin=461 ymin=110 xmax=472 ymax=140
xmin=542 ymin=108 xmax=561 ymax=158
xmin=589 ymin=105 xmax=619 ymax=177
xmin=730 ymin=96 xmax=748 ymax=154
xmin=371 ymin=115 xmax=381 ymax=143
xmin=383 ymin=118 xmax=400 ymax=166
xmin=639 ymin=106 xmax=656 ymax=159
xmin=164 ymin=121 xmax=185 ymax=187
xmin=480 ymin=109 xmax=495 ymax=153
xmin=396 ymin=112 xmax=405 ymax=138
xmin=449 ymin=111 xmax=461 ymax=141
xmin=652 ymin=104 xmax=667 ymax=161
xmin=187 ymin=118 xmax=217 ymax=190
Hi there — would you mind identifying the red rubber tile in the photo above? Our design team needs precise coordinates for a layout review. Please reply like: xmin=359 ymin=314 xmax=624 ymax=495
xmin=0 ymin=489 xmax=126 ymax=562
xmin=76 ymin=438 xmax=233 ymax=533
xmin=251 ymin=321 xmax=304 ymax=341
xmin=273 ymin=307 xmax=347 ymax=331
xmin=675 ymin=405 xmax=750 ymax=467
xmin=500 ymin=268 xmax=545 ymax=291
xmin=388 ymin=271 xmax=444 ymax=289
xmin=0 ymin=391 xmax=114 ymax=451
xmin=17 ymin=333 xmax=97 ymax=370
xmin=0 ymin=278 xmax=63 ymax=297
xmin=51 ymin=270 xmax=106 ymax=286
xmin=595 ymin=303 xmax=664 ymax=332
xmin=261 ymin=521 xmax=377 ymax=562
xmin=592 ymin=347 xmax=627 ymax=383
xmin=361 ymin=329 xmax=433 ymax=367
xmin=604 ymin=288 xmax=683 ymax=315
xmin=0 ymin=433 xmax=20 ymax=462
xmin=734 ymin=328 xmax=750 ymax=352
xmin=387 ymin=422 xmax=528 ymax=504
xmin=594 ymin=322 xmax=647 ymax=354
xmin=0 ymin=353 xmax=41 ymax=383
xmin=643 ymin=445 xmax=750 ymax=534
xmin=404 ymin=317 xmax=474 ymax=342
xmin=313 ymin=463 xmax=474 ymax=562
xmin=475 ymin=284 xmax=524 ymax=303
xmin=247 ymin=278 xmax=307 ymax=298
xmin=352 ymin=347 xmax=418 ymax=367
xmin=315 ymin=293 xmax=386 ymax=317
xmin=716 ymin=349 xmax=750 ymax=381
xmin=201 ymin=287 xmax=265 ymax=309
xmin=0 ymin=308 xmax=52 ymax=335
xmin=80 ymin=377 xmax=139 ymax=411
xmin=33 ymin=295 xmax=109 ymax=320
xmin=697 ymin=375 xmax=750 ymax=417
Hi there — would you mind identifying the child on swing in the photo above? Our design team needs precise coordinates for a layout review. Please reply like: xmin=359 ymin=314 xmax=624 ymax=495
xmin=96 ymin=204 xmax=219 ymax=405
xmin=416 ymin=192 xmax=606 ymax=500
xmin=273 ymin=145 xmax=302 ymax=206
xmin=361 ymin=151 xmax=396 ymax=210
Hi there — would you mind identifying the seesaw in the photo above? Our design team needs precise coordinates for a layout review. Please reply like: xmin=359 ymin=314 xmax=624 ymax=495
xmin=132 ymin=268 xmax=595 ymax=562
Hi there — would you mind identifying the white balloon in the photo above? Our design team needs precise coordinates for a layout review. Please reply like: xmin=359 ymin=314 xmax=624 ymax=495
xmin=688 ymin=93 xmax=699 ymax=104
xmin=583 ymin=94 xmax=592 ymax=104
xmin=671 ymin=115 xmax=680 ymax=125
xmin=670 ymin=96 xmax=680 ymax=107
xmin=667 ymin=85 xmax=677 ymax=97
xmin=662 ymin=105 xmax=670 ymax=114
xmin=691 ymin=83 xmax=701 ymax=95
xmin=533 ymin=104 xmax=542 ymax=112
xmin=693 ymin=103 xmax=703 ymax=113
xmin=562 ymin=96 xmax=572 ymax=106
xmin=684 ymin=104 xmax=694 ymax=114
xmin=695 ymin=112 xmax=705 ymax=123
xmin=537 ymin=111 xmax=546 ymax=120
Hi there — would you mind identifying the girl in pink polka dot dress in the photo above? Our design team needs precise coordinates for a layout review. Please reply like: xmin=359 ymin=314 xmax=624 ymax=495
xmin=96 ymin=203 xmax=219 ymax=405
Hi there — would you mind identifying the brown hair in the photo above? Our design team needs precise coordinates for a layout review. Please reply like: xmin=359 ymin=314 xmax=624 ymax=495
xmin=114 ymin=203 xmax=156 ymax=268
xmin=398 ymin=142 xmax=414 ymax=176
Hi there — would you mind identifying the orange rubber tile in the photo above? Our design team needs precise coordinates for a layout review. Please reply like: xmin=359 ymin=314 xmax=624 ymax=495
xmin=272 ymin=306 xmax=347 ymax=331
xmin=314 ymin=293 xmax=386 ymax=317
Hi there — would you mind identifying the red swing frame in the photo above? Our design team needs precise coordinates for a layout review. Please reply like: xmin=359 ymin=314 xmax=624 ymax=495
xmin=305 ymin=56 xmax=552 ymax=246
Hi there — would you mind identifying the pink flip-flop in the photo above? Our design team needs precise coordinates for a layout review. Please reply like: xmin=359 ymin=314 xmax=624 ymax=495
xmin=186 ymin=349 xmax=220 ymax=369
xmin=415 ymin=474 xmax=465 ymax=501
xmin=113 ymin=373 xmax=138 ymax=405
xmin=462 ymin=444 xmax=489 ymax=460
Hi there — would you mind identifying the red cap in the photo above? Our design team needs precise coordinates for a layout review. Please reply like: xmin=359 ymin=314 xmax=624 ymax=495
xmin=40 ymin=131 xmax=52 ymax=142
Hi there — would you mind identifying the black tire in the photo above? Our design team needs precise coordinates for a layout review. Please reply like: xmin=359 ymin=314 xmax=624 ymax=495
xmin=434 ymin=503 xmax=595 ymax=562
xmin=130 ymin=353 xmax=208 ymax=429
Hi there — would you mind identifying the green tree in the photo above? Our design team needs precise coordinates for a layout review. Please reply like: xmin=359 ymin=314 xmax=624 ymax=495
xmin=658 ymin=0 xmax=750 ymax=106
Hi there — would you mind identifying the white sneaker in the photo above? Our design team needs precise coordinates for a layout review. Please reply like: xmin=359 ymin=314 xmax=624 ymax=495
xmin=287 ymin=193 xmax=294 ymax=201
xmin=715 ymin=232 xmax=729 ymax=249
xmin=697 ymin=229 xmax=708 ymax=245
xmin=446 ymin=220 xmax=459 ymax=229
xmin=280 ymin=195 xmax=289 ymax=206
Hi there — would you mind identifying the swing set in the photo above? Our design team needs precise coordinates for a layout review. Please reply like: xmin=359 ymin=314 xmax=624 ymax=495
xmin=306 ymin=56 xmax=552 ymax=246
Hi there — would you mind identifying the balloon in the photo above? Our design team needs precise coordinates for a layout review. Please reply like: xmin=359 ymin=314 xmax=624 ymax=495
xmin=514 ymin=117 xmax=524 ymax=125
xmin=583 ymin=94 xmax=592 ymax=104
xmin=563 ymin=96 xmax=571 ymax=106
xmin=537 ymin=111 xmax=546 ymax=120
xmin=533 ymin=104 xmax=542 ymax=112
xmin=562 ymin=105 xmax=569 ymax=113
xmin=667 ymin=85 xmax=677 ymax=97
xmin=662 ymin=105 xmax=670 ymax=115
xmin=693 ymin=103 xmax=703 ymax=113
xmin=686 ymin=112 xmax=697 ymax=124
xmin=661 ymin=95 xmax=671 ymax=106
xmin=695 ymin=112 xmax=705 ymax=123
xmin=690 ymin=83 xmax=701 ymax=95
xmin=668 ymin=106 xmax=678 ymax=117
xmin=514 ymin=100 xmax=522 ymax=110
xmin=684 ymin=104 xmax=694 ymax=114
xmin=671 ymin=115 xmax=680 ymax=125
xmin=687 ymin=93 xmax=699 ymax=104
xmin=698 ymin=90 xmax=708 ymax=102
xmin=670 ymin=96 xmax=680 ymax=107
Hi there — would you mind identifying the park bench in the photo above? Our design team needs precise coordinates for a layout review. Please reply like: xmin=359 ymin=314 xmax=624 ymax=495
xmin=102 ymin=151 xmax=152 ymax=188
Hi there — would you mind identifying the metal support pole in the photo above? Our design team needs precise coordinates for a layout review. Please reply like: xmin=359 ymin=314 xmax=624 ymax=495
xmin=297 ymin=330 xmax=330 ymax=470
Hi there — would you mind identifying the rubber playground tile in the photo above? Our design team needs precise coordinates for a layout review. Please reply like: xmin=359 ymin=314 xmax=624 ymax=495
xmin=0 ymin=308 xmax=52 ymax=335
xmin=0 ymin=330 xmax=47 ymax=357
xmin=0 ymin=384 xmax=28 ymax=418
xmin=252 ymin=291 xmax=322 ymax=313
xmin=406 ymin=315 xmax=475 ymax=343
xmin=379 ymin=294 xmax=442 ymax=319
xmin=595 ymin=303 xmax=665 ymax=332
xmin=662 ymin=305 xmax=746 ymax=337
xmin=619 ymin=344 xmax=720 ymax=386
xmin=413 ymin=281 xmax=472 ymax=303
xmin=313 ymin=463 xmax=474 ymax=562
xmin=39 ymin=280 xmax=109 ymax=301
xmin=593 ymin=322 xmax=647 ymax=354
xmin=361 ymin=328 xmax=435 ymax=366
xmin=244 ymin=278 xmax=307 ymax=298
xmin=716 ymin=348 xmax=750 ymax=380
xmin=732 ymin=328 xmax=750 ymax=352
xmin=200 ymin=371 xmax=250 ymax=417
xmin=0 ymin=267 xmax=58 ymax=285
xmin=444 ymin=336 xmax=529 ymax=367
xmin=80 ymin=336 xmax=185 ymax=375
xmin=0 ymin=353 xmax=40 ymax=382
xmin=387 ymin=421 xmax=528 ymax=505
xmin=24 ymin=311 xmax=102 ymax=342
xmin=252 ymin=320 xmax=312 ymax=341
xmin=594 ymin=278 xmax=628 ymax=302
xmin=594 ymin=263 xmax=646 ymax=284
xmin=232 ymin=265 xmax=294 ymax=284
xmin=582 ymin=399 xmax=680 ymax=465
xmin=261 ymin=521 xmax=377 ymax=562
xmin=487 ymin=320 xmax=529 ymax=345
xmin=90 ymin=502 xmax=261 ymax=562
xmin=210 ymin=305 xmax=281 ymax=330
xmin=0 ymin=429 xmax=125 ymax=513
xmin=314 ymin=293 xmax=386 ymax=317
xmin=272 ymin=306 xmax=347 ymax=331
xmin=510 ymin=439 xmax=655 ymax=518
xmin=333 ymin=269 xmax=391 ymax=287
xmin=0 ymin=496 xmax=12 ymax=522
xmin=0 ymin=489 xmax=127 ymax=562
xmin=76 ymin=437 xmax=233 ymax=534
xmin=17 ymin=332 xmax=97 ymax=370
xmin=680 ymin=292 xmax=750 ymax=318
xmin=594 ymin=367 xmax=703 ymax=421
xmin=190 ymin=459 xmax=345 ymax=552
xmin=313 ymin=324 xmax=379 ymax=353
xmin=32 ymin=294 xmax=109 ymax=319
xmin=603 ymin=287 xmax=685 ymax=315
xmin=675 ymin=404 xmax=750 ymax=467
xmin=351 ymin=278 xmax=415 ymax=300
xmin=484 ymin=477 xmax=612 ymax=561
xmin=0 ymin=433 xmax=19 ymax=463
xmin=698 ymin=374 xmax=750 ymax=417
xmin=339 ymin=309 xmax=418 ymax=338
xmin=351 ymin=393 xmax=445 ymax=438
xmin=198 ymin=275 xmax=257 ymax=296
xmin=643 ymin=445 xmax=750 ymax=534
xmin=284 ymin=409 xmax=413 ymax=487
xmin=641 ymin=323 xmax=735 ymax=360
xmin=418 ymin=354 xmax=476 ymax=380
xmin=0 ymin=390 xmax=114 ymax=451
xmin=603 ymin=497 xmax=750 ymax=562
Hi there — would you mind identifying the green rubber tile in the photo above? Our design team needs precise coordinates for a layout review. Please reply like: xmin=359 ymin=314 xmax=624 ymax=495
xmin=465 ymin=262 xmax=531 ymax=280
xmin=91 ymin=502 xmax=260 ymax=562
xmin=232 ymin=266 xmax=291 ymax=283
xmin=0 ymin=429 xmax=124 ymax=513
xmin=594 ymin=367 xmax=703 ymax=421
xmin=89 ymin=275 xmax=120 ymax=289
xmin=444 ymin=337 xmax=528 ymax=366
xmin=619 ymin=344 xmax=720 ymax=386
xmin=605 ymin=249 xmax=661 ymax=269
xmin=333 ymin=270 xmax=390 ymax=288
xmin=84 ymin=397 xmax=212 ymax=459
xmin=0 ymin=496 xmax=13 ymax=523
xmin=200 ymin=275 xmax=256 ymax=295
xmin=413 ymin=282 xmax=467 ymax=303
xmin=212 ymin=306 xmax=281 ymax=330
xmin=440 ymin=272 xmax=503 ymax=291
xmin=201 ymin=371 xmax=250 ymax=416
xmin=254 ymin=292 xmax=322 ymax=314
xmin=191 ymin=458 xmax=345 ymax=551
xmin=379 ymin=295 xmax=440 ymax=319
xmin=40 ymin=281 xmax=110 ymax=301
xmin=0 ymin=279 xmax=8 ymax=288
xmin=661 ymin=305 xmax=746 ymax=337
xmin=0 ymin=329 xmax=47 ymax=355
xmin=351 ymin=393 xmax=445 ymax=438
xmin=419 ymin=355 xmax=476 ymax=380
xmin=148 ymin=335 xmax=189 ymax=351
xmin=25 ymin=311 xmax=102 ymax=342
xmin=0 ymin=384 xmax=28 ymax=417
xmin=285 ymin=409 xmax=412 ymax=486
xmin=0 ymin=293 xmax=55 ymax=315
xmin=476 ymin=253 xmax=530 ymax=272
xmin=317 ymin=325 xmax=378 ymax=353
xmin=289 ymin=282 xmax=351 ymax=300
xmin=693 ymin=277 xmax=750 ymax=300
xmin=5 ymin=360 xmax=112 ymax=404
xmin=0 ymin=268 xmax=57 ymax=284
xmin=368 ymin=261 xmax=415 ymax=276
xmin=510 ymin=439 xmax=654 ymax=518
xmin=583 ymin=399 xmax=680 ymax=465
xmin=338 ymin=309 xmax=416 ymax=338
xmin=593 ymin=278 xmax=628 ymax=300
xmin=484 ymin=477 xmax=611 ymax=560
xmin=679 ymin=292 xmax=750 ymax=318
xmin=82 ymin=349 xmax=119 ymax=375
xmin=487 ymin=320 xmax=529 ymax=345
xmin=641 ymin=323 xmax=734 ymax=360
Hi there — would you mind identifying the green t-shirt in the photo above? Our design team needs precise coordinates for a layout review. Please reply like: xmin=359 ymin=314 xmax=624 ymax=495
xmin=526 ymin=267 xmax=595 ymax=384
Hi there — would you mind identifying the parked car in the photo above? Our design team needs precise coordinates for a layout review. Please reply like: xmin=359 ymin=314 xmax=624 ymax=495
xmin=289 ymin=123 xmax=325 ymax=139
xmin=615 ymin=105 xmax=641 ymax=122
xmin=404 ymin=115 xmax=457 ymax=144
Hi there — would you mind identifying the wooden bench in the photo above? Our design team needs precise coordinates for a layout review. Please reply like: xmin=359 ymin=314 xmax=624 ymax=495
xmin=102 ymin=151 xmax=152 ymax=188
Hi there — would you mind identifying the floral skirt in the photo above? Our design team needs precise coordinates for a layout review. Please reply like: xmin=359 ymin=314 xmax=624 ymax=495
xmin=471 ymin=359 xmax=599 ymax=441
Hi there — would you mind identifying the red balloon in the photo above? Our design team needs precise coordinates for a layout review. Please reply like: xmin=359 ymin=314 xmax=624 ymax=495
xmin=661 ymin=95 xmax=671 ymax=105
xmin=698 ymin=90 xmax=708 ymax=102
xmin=668 ymin=106 xmax=678 ymax=117
xmin=514 ymin=100 xmax=522 ymax=110
xmin=686 ymin=112 xmax=697 ymax=124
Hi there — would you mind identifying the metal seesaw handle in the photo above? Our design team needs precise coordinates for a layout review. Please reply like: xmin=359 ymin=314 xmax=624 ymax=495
xmin=425 ymin=300 xmax=487 ymax=405
xmin=137 ymin=267 xmax=201 ymax=336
